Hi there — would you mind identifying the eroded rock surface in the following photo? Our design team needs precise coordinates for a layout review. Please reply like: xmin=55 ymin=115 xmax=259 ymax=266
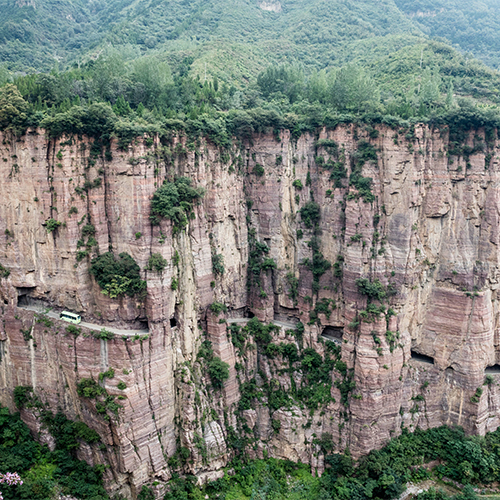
xmin=0 ymin=124 xmax=499 ymax=496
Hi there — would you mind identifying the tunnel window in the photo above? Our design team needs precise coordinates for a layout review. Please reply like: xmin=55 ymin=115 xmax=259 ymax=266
xmin=170 ymin=317 xmax=177 ymax=328
xmin=485 ymin=364 xmax=500 ymax=374
xmin=410 ymin=350 xmax=434 ymax=364
xmin=321 ymin=326 xmax=344 ymax=343
xmin=16 ymin=287 xmax=36 ymax=307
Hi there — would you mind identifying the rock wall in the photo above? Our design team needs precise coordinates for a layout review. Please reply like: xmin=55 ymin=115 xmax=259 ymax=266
xmin=0 ymin=124 xmax=499 ymax=496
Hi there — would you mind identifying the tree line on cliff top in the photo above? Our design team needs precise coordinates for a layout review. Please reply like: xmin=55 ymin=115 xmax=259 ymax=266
xmin=0 ymin=40 xmax=499 ymax=144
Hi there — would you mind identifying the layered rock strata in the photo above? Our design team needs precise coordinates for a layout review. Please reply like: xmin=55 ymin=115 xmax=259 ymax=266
xmin=0 ymin=124 xmax=498 ymax=496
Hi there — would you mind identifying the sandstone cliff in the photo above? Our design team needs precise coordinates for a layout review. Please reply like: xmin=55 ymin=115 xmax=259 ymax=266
xmin=0 ymin=123 xmax=498 ymax=497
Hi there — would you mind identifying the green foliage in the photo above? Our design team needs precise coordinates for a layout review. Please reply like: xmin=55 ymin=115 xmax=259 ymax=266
xmin=81 ymin=224 xmax=95 ymax=237
xmin=247 ymin=234 xmax=272 ymax=289
xmin=302 ymin=236 xmax=331 ymax=293
xmin=208 ymin=357 xmax=230 ymax=390
xmin=77 ymin=378 xmax=122 ymax=420
xmin=65 ymin=325 xmax=81 ymax=336
xmin=309 ymin=298 xmax=336 ymax=325
xmin=137 ymin=485 xmax=155 ymax=500
xmin=253 ymin=163 xmax=265 ymax=177
xmin=237 ymin=319 xmax=337 ymax=411
xmin=172 ymin=250 xmax=180 ymax=266
xmin=330 ymin=64 xmax=380 ymax=112
xmin=356 ymin=278 xmax=387 ymax=302
xmin=117 ymin=381 xmax=127 ymax=391
xmin=245 ymin=317 xmax=279 ymax=346
xmin=13 ymin=386 xmax=33 ymax=410
xmin=0 ymin=84 xmax=28 ymax=134
xmin=0 ymin=1 xmax=500 ymax=154
xmin=470 ymin=387 xmax=483 ymax=404
xmin=286 ymin=272 xmax=299 ymax=305
xmin=348 ymin=140 xmax=377 ymax=203
xmin=76 ymin=250 xmax=89 ymax=262
xmin=210 ymin=301 xmax=228 ymax=315
xmin=35 ymin=313 xmax=53 ymax=328
xmin=171 ymin=277 xmax=178 ymax=290
xmin=76 ymin=379 xmax=105 ymax=399
xmin=45 ymin=218 xmax=61 ymax=233
xmin=212 ymin=252 xmax=225 ymax=276
xmin=150 ymin=177 xmax=204 ymax=231
xmin=292 ymin=179 xmax=303 ymax=190
xmin=147 ymin=253 xmax=168 ymax=273
xmin=0 ymin=264 xmax=10 ymax=278
xmin=93 ymin=328 xmax=115 ymax=340
xmin=197 ymin=339 xmax=229 ymax=389
xmin=0 ymin=405 xmax=107 ymax=499
xmin=42 ymin=411 xmax=101 ymax=449
xmin=300 ymin=202 xmax=321 ymax=229
xmin=98 ymin=368 xmax=114 ymax=382
xmin=90 ymin=252 xmax=146 ymax=298
xmin=395 ymin=0 xmax=500 ymax=68
xmin=261 ymin=258 xmax=277 ymax=271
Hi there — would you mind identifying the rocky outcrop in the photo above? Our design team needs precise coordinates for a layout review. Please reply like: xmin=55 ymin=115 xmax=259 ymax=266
xmin=0 ymin=123 xmax=499 ymax=496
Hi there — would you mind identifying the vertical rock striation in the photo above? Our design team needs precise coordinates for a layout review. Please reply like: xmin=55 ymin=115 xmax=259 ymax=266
xmin=0 ymin=123 xmax=499 ymax=494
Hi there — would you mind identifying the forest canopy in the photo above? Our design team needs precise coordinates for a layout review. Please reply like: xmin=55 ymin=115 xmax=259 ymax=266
xmin=1 ymin=38 xmax=500 ymax=145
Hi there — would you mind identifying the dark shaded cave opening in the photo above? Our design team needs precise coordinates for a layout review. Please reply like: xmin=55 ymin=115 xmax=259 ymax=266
xmin=16 ymin=287 xmax=37 ymax=307
xmin=485 ymin=364 xmax=500 ymax=374
xmin=410 ymin=350 xmax=434 ymax=364
xmin=170 ymin=317 xmax=177 ymax=328
xmin=321 ymin=326 xmax=344 ymax=343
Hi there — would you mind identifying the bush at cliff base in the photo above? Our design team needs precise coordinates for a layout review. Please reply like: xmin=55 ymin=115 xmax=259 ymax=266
xmin=0 ymin=406 xmax=108 ymax=499
xmin=164 ymin=425 xmax=500 ymax=500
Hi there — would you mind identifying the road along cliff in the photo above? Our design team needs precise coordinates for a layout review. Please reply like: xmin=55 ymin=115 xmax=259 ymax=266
xmin=0 ymin=123 xmax=498 ymax=497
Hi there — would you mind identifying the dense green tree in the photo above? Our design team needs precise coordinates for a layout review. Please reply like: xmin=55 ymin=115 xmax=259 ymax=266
xmin=90 ymin=252 xmax=146 ymax=298
xmin=0 ymin=84 xmax=27 ymax=133
xmin=330 ymin=64 xmax=380 ymax=112
xmin=150 ymin=177 xmax=205 ymax=231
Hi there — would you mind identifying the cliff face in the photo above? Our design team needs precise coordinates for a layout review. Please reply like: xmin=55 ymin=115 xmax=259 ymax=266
xmin=0 ymin=124 xmax=499 ymax=497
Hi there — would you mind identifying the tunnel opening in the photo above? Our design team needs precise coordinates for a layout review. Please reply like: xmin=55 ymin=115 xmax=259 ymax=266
xmin=485 ymin=364 xmax=500 ymax=374
xmin=16 ymin=287 xmax=37 ymax=307
xmin=321 ymin=326 xmax=344 ymax=343
xmin=170 ymin=317 xmax=177 ymax=328
xmin=410 ymin=350 xmax=435 ymax=364
xmin=245 ymin=310 xmax=255 ymax=319
xmin=139 ymin=320 xmax=149 ymax=330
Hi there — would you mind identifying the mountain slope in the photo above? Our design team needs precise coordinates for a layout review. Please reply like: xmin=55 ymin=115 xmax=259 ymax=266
xmin=0 ymin=0 xmax=419 ymax=73
xmin=395 ymin=0 xmax=500 ymax=69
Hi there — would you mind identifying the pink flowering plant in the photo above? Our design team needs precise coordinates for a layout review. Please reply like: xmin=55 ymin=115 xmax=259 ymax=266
xmin=0 ymin=472 xmax=23 ymax=500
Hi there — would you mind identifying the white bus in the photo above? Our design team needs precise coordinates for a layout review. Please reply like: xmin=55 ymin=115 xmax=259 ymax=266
xmin=59 ymin=311 xmax=81 ymax=324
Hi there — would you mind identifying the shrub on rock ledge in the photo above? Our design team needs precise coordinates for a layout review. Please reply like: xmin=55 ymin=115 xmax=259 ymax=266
xmin=150 ymin=177 xmax=204 ymax=232
xmin=90 ymin=252 xmax=146 ymax=298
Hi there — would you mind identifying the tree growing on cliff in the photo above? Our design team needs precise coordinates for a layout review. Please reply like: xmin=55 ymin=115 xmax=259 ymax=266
xmin=146 ymin=253 xmax=168 ymax=273
xmin=150 ymin=177 xmax=205 ymax=232
xmin=90 ymin=252 xmax=146 ymax=298
xmin=208 ymin=357 xmax=230 ymax=390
